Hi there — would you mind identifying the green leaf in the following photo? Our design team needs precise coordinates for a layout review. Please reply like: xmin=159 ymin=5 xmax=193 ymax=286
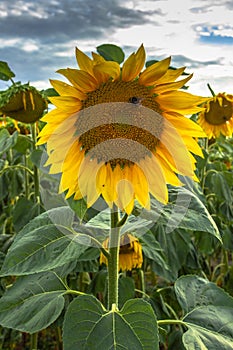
xmin=155 ymin=227 xmax=193 ymax=281
xmin=142 ymin=187 xmax=221 ymax=241
xmin=140 ymin=231 xmax=170 ymax=279
xmin=0 ymin=207 xmax=92 ymax=276
xmin=12 ymin=197 xmax=40 ymax=232
xmin=13 ymin=134 xmax=32 ymax=154
xmin=182 ymin=325 xmax=233 ymax=350
xmin=96 ymin=44 xmax=125 ymax=64
xmin=0 ymin=61 xmax=15 ymax=81
xmin=67 ymin=196 xmax=88 ymax=221
xmin=63 ymin=295 xmax=159 ymax=350
xmin=211 ymin=172 xmax=232 ymax=202
xmin=175 ymin=275 xmax=233 ymax=349
xmin=0 ymin=129 xmax=18 ymax=154
xmin=30 ymin=148 xmax=44 ymax=168
xmin=0 ymin=272 xmax=65 ymax=333
xmin=118 ymin=276 xmax=135 ymax=308
xmin=175 ymin=275 xmax=233 ymax=314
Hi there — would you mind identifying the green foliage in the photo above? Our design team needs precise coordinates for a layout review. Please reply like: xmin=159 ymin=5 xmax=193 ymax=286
xmin=0 ymin=61 xmax=15 ymax=81
xmin=0 ymin=272 xmax=66 ymax=333
xmin=96 ymin=44 xmax=125 ymax=63
xmin=0 ymin=56 xmax=233 ymax=350
xmin=63 ymin=295 xmax=158 ymax=350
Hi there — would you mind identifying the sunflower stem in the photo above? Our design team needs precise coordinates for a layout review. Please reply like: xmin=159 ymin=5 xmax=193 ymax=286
xmin=207 ymin=83 xmax=215 ymax=97
xmin=107 ymin=204 xmax=121 ymax=309
xmin=30 ymin=332 xmax=38 ymax=350
xmin=30 ymin=122 xmax=40 ymax=209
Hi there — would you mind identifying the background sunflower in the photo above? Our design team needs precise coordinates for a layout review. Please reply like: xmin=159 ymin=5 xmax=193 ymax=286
xmin=198 ymin=92 xmax=233 ymax=139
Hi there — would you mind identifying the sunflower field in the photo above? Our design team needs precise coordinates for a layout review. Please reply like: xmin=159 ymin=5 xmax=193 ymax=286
xmin=0 ymin=44 xmax=233 ymax=350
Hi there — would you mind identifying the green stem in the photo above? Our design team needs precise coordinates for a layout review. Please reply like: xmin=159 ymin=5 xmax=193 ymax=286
xmin=108 ymin=204 xmax=121 ymax=309
xmin=31 ymin=123 xmax=40 ymax=206
xmin=157 ymin=319 xmax=187 ymax=327
xmin=207 ymin=83 xmax=215 ymax=97
xmin=30 ymin=332 xmax=38 ymax=350
xmin=200 ymin=138 xmax=209 ymax=191
xmin=24 ymin=154 xmax=29 ymax=199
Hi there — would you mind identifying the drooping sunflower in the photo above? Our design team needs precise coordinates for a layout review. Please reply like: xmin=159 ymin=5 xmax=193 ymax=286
xmin=100 ymin=233 xmax=143 ymax=271
xmin=37 ymin=45 xmax=207 ymax=214
xmin=197 ymin=93 xmax=233 ymax=139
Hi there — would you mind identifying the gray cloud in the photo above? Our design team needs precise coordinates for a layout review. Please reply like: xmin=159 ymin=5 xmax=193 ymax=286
xmin=0 ymin=0 xmax=161 ymax=43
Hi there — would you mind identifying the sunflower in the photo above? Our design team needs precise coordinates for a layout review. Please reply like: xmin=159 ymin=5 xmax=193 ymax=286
xmin=100 ymin=233 xmax=143 ymax=271
xmin=0 ymin=83 xmax=47 ymax=123
xmin=197 ymin=93 xmax=233 ymax=139
xmin=37 ymin=45 xmax=207 ymax=214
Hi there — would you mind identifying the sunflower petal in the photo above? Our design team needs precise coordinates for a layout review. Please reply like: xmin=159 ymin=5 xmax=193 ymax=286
xmin=139 ymin=57 xmax=171 ymax=86
xmin=157 ymin=91 xmax=208 ymax=114
xmin=153 ymin=74 xmax=193 ymax=94
xmin=50 ymin=79 xmax=86 ymax=100
xmin=75 ymin=47 xmax=94 ymax=74
xmin=93 ymin=61 xmax=121 ymax=83
xmin=57 ymin=68 xmax=98 ymax=92
xmin=122 ymin=44 xmax=146 ymax=82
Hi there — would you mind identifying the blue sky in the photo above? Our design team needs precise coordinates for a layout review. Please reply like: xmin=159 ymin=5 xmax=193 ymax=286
xmin=0 ymin=0 xmax=233 ymax=96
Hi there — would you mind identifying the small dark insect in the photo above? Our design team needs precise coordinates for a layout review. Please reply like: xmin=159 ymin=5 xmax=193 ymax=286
xmin=128 ymin=96 xmax=143 ymax=104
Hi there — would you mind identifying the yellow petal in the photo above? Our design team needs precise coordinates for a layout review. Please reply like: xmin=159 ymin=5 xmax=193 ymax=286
xmin=49 ymin=96 xmax=82 ymax=112
xmin=75 ymin=47 xmax=94 ymax=75
xmin=155 ymin=67 xmax=186 ymax=84
xmin=97 ymin=163 xmax=116 ymax=205
xmin=156 ymin=154 xmax=182 ymax=186
xmin=78 ymin=156 xmax=101 ymax=207
xmin=153 ymin=74 xmax=193 ymax=94
xmin=164 ymin=112 xmax=206 ymax=138
xmin=140 ymin=155 xmax=168 ymax=204
xmin=158 ymin=123 xmax=193 ymax=177
xmin=114 ymin=165 xmax=134 ymax=212
xmin=122 ymin=44 xmax=146 ymax=82
xmin=57 ymin=68 xmax=98 ymax=92
xmin=157 ymin=91 xmax=208 ymax=114
xmin=132 ymin=164 xmax=150 ymax=208
xmin=41 ymin=108 xmax=71 ymax=124
xmin=92 ymin=52 xmax=106 ymax=64
xmin=139 ymin=57 xmax=171 ymax=86
xmin=50 ymin=79 xmax=86 ymax=100
xmin=93 ymin=61 xmax=121 ymax=83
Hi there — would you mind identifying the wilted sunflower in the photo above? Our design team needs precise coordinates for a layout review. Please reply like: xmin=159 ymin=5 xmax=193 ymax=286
xmin=37 ymin=45 xmax=207 ymax=214
xmin=0 ymin=83 xmax=47 ymax=123
xmin=197 ymin=93 xmax=233 ymax=139
xmin=100 ymin=233 xmax=143 ymax=271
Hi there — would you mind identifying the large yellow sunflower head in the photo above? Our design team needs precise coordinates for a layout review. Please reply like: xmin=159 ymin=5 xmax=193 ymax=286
xmin=100 ymin=233 xmax=143 ymax=271
xmin=37 ymin=44 xmax=207 ymax=214
xmin=197 ymin=92 xmax=233 ymax=139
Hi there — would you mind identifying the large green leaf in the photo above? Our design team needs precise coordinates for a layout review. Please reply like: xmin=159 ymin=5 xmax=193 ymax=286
xmin=175 ymin=275 xmax=233 ymax=349
xmin=0 ymin=207 xmax=96 ymax=276
xmin=96 ymin=44 xmax=125 ymax=64
xmin=63 ymin=295 xmax=159 ymax=350
xmin=183 ymin=307 xmax=233 ymax=349
xmin=141 ymin=187 xmax=221 ymax=241
xmin=0 ymin=272 xmax=65 ymax=333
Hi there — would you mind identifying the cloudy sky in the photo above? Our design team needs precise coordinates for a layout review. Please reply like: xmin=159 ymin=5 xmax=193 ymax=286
xmin=0 ymin=0 xmax=233 ymax=96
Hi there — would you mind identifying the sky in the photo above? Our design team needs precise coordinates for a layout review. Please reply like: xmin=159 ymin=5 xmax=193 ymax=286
xmin=0 ymin=0 xmax=233 ymax=96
